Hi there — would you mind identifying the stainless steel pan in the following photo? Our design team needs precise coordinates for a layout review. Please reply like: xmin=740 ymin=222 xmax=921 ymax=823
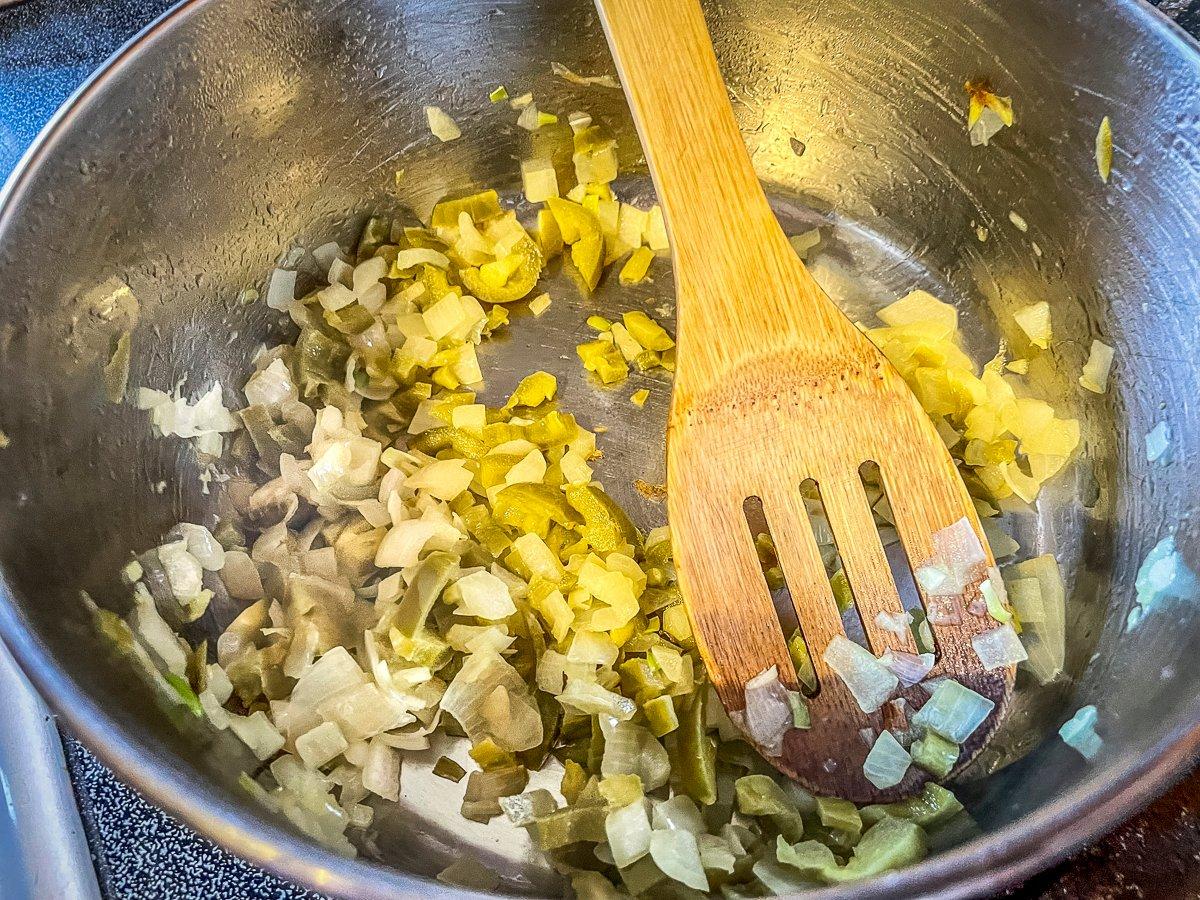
xmin=0 ymin=0 xmax=1198 ymax=896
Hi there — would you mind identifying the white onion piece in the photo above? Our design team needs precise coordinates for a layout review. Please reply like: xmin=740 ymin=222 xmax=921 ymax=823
xmin=265 ymin=268 xmax=298 ymax=310
xmin=601 ymin=722 xmax=670 ymax=790
xmin=295 ymin=721 xmax=349 ymax=769
xmin=863 ymin=730 xmax=912 ymax=789
xmin=441 ymin=651 xmax=542 ymax=751
xmin=158 ymin=541 xmax=204 ymax=600
xmin=311 ymin=241 xmax=343 ymax=272
xmin=741 ymin=665 xmax=792 ymax=757
xmin=290 ymin=646 xmax=367 ymax=709
xmin=129 ymin=586 xmax=187 ymax=676
xmin=174 ymin=523 xmax=225 ymax=571
xmin=228 ymin=710 xmax=285 ymax=760
xmin=879 ymin=650 xmax=935 ymax=686
xmin=971 ymin=623 xmax=1028 ymax=670
xmin=875 ymin=610 xmax=912 ymax=636
xmin=244 ymin=358 xmax=297 ymax=408
xmin=424 ymin=105 xmax=461 ymax=142
xmin=822 ymin=635 xmax=898 ymax=713
xmin=649 ymin=829 xmax=709 ymax=892
xmin=652 ymin=795 xmax=706 ymax=834
xmin=361 ymin=738 xmax=401 ymax=801
xmin=606 ymin=799 xmax=652 ymax=868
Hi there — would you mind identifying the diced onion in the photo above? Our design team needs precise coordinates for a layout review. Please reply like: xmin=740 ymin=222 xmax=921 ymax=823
xmin=228 ymin=710 xmax=286 ymax=760
xmin=1059 ymin=705 xmax=1102 ymax=760
xmin=649 ymin=829 xmax=709 ymax=892
xmin=1145 ymin=421 xmax=1172 ymax=464
xmin=606 ymin=799 xmax=652 ymax=867
xmin=1013 ymin=302 xmax=1051 ymax=350
xmin=740 ymin=666 xmax=792 ymax=757
xmin=863 ymin=730 xmax=911 ymax=789
xmin=971 ymin=623 xmax=1028 ymax=670
xmin=878 ymin=650 xmax=935 ymax=686
xmin=424 ymin=106 xmax=461 ymax=142
xmin=521 ymin=158 xmax=559 ymax=203
xmin=822 ymin=635 xmax=898 ymax=713
xmin=295 ymin=721 xmax=349 ymax=769
xmin=1079 ymin=339 xmax=1115 ymax=393
xmin=912 ymin=679 xmax=994 ymax=743
xmin=874 ymin=610 xmax=912 ymax=636
xmin=265 ymin=268 xmax=298 ymax=310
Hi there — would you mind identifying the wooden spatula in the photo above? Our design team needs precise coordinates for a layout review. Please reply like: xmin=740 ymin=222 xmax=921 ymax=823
xmin=596 ymin=0 xmax=1015 ymax=802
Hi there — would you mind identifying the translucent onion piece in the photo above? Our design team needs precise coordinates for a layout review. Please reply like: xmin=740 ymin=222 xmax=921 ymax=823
xmin=606 ymin=799 xmax=652 ymax=867
xmin=265 ymin=268 xmax=298 ymax=310
xmin=863 ymin=730 xmax=911 ymax=789
xmin=441 ymin=650 xmax=543 ymax=751
xmin=741 ymin=665 xmax=792 ymax=757
xmin=1145 ymin=421 xmax=1172 ymax=464
xmin=649 ymin=829 xmax=709 ymax=892
xmin=295 ymin=721 xmax=349 ymax=769
xmin=1079 ymin=339 xmax=1115 ymax=394
xmin=228 ymin=710 xmax=286 ymax=760
xmin=601 ymin=721 xmax=670 ymax=791
xmin=875 ymin=610 xmax=912 ymax=636
xmin=912 ymin=679 xmax=994 ymax=743
xmin=878 ymin=650 xmax=935 ymax=686
xmin=424 ymin=106 xmax=461 ymax=142
xmin=971 ymin=623 xmax=1028 ymax=670
xmin=1010 ymin=554 xmax=1066 ymax=683
xmin=652 ymin=795 xmax=706 ymax=834
xmin=822 ymin=635 xmax=898 ymax=713
xmin=1013 ymin=301 xmax=1051 ymax=350
xmin=1059 ymin=705 xmax=1103 ymax=761
xmin=362 ymin=738 xmax=402 ymax=801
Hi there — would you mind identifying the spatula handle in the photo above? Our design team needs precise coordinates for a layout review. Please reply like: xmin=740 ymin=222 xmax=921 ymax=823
xmin=595 ymin=0 xmax=836 ymax=359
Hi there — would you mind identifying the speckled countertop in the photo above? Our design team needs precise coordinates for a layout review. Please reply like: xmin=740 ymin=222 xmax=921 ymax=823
xmin=2 ymin=0 xmax=1200 ymax=897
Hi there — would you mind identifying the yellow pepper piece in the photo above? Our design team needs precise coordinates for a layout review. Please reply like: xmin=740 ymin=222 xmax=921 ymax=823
xmin=545 ymin=197 xmax=600 ymax=245
xmin=619 ymin=247 xmax=655 ymax=285
xmin=460 ymin=237 xmax=543 ymax=303
xmin=622 ymin=310 xmax=674 ymax=351
xmin=536 ymin=208 xmax=563 ymax=259
xmin=571 ymin=231 xmax=604 ymax=292
xmin=408 ymin=426 xmax=485 ymax=459
xmin=576 ymin=339 xmax=629 ymax=384
xmin=430 ymin=190 xmax=503 ymax=229
xmin=492 ymin=483 xmax=582 ymax=537
xmin=506 ymin=371 xmax=558 ymax=408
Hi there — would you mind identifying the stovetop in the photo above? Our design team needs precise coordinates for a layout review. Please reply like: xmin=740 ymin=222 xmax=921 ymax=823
xmin=1 ymin=1 xmax=1198 ymax=897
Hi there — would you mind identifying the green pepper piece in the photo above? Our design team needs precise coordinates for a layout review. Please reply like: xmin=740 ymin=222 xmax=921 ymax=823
xmin=324 ymin=302 xmax=375 ymax=335
xmin=408 ymin=426 xmax=484 ymax=459
xmin=560 ymin=759 xmax=588 ymax=804
xmin=859 ymin=783 xmax=964 ymax=829
xmin=911 ymin=733 xmax=959 ymax=780
xmin=672 ymin=689 xmax=717 ymax=806
xmin=816 ymin=796 xmax=862 ymax=841
xmin=566 ymin=484 xmax=642 ymax=554
xmin=492 ymin=483 xmax=582 ymax=537
xmin=529 ymin=805 xmax=608 ymax=850
xmin=432 ymin=756 xmax=467 ymax=782
xmin=293 ymin=327 xmax=350 ymax=389
xmin=527 ymin=411 xmax=579 ymax=449
xmin=356 ymin=215 xmax=392 ymax=260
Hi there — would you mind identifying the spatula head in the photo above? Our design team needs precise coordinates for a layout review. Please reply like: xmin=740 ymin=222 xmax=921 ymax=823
xmin=666 ymin=273 xmax=1015 ymax=804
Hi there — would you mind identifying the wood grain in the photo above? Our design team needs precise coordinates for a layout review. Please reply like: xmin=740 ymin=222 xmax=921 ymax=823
xmin=596 ymin=0 xmax=1014 ymax=801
